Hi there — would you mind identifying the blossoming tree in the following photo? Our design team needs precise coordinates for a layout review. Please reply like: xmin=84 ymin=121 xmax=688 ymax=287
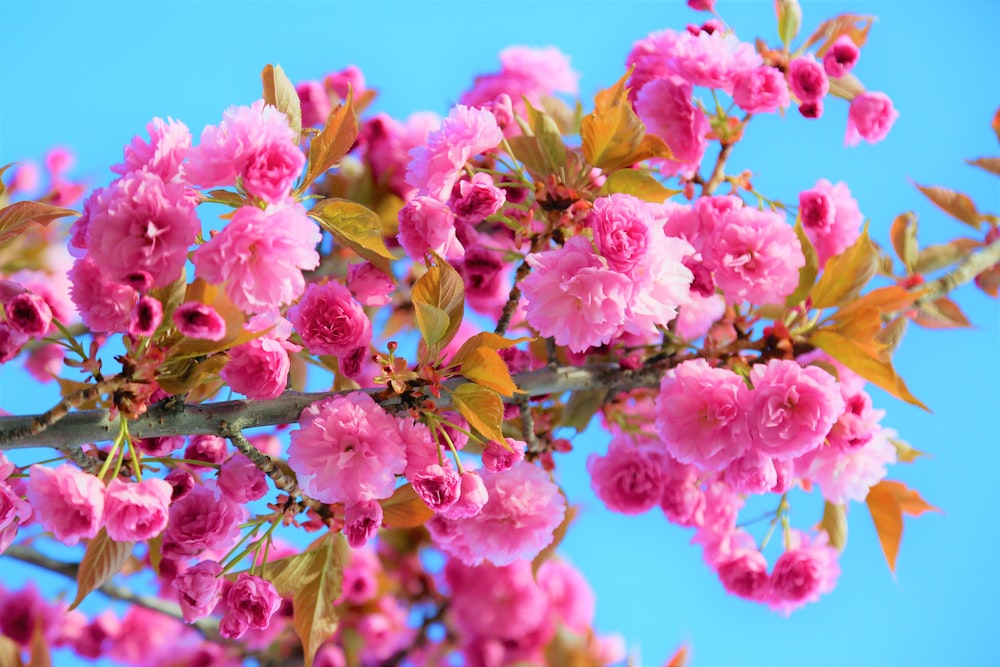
xmin=0 ymin=2 xmax=998 ymax=666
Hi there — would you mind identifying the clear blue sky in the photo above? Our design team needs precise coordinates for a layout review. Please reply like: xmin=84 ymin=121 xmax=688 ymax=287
xmin=2 ymin=2 xmax=999 ymax=666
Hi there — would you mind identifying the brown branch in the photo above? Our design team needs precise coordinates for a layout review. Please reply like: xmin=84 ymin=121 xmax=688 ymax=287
xmin=494 ymin=259 xmax=532 ymax=335
xmin=915 ymin=235 xmax=1000 ymax=304
xmin=702 ymin=142 xmax=734 ymax=196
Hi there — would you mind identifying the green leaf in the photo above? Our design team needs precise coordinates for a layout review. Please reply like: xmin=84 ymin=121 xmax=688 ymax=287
xmin=292 ymin=535 xmax=348 ymax=667
xmin=261 ymin=63 xmax=302 ymax=140
xmin=820 ymin=501 xmax=848 ymax=552
xmin=912 ymin=239 xmax=980 ymax=274
xmin=414 ymin=302 xmax=450 ymax=348
xmin=70 ymin=529 xmax=134 ymax=610
xmin=411 ymin=255 xmax=465 ymax=355
xmin=561 ymin=388 xmax=609 ymax=432
xmin=0 ymin=200 xmax=79 ymax=246
xmin=810 ymin=225 xmax=877 ymax=309
xmin=309 ymin=198 xmax=394 ymax=270
xmin=303 ymin=87 xmax=359 ymax=190
xmin=776 ymin=0 xmax=803 ymax=47
xmin=202 ymin=189 xmax=246 ymax=208
xmin=580 ymin=70 xmax=673 ymax=172
xmin=521 ymin=98 xmax=567 ymax=174
xmin=599 ymin=169 xmax=680 ymax=203
xmin=785 ymin=219 xmax=820 ymax=307
xmin=913 ymin=182 xmax=984 ymax=229
xmin=450 ymin=382 xmax=505 ymax=443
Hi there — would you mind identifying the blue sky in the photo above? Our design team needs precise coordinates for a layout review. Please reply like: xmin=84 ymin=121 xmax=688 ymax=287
xmin=2 ymin=1 xmax=999 ymax=666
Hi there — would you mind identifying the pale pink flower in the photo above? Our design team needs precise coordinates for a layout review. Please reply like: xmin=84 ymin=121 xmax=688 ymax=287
xmin=24 ymin=343 xmax=62 ymax=383
xmin=732 ymin=66 xmax=791 ymax=114
xmin=826 ymin=387 xmax=883 ymax=452
xmin=26 ymin=465 xmax=104 ymax=546
xmin=223 ymin=573 xmax=282 ymax=636
xmin=344 ymin=499 xmax=383 ymax=548
xmin=103 ymin=477 xmax=172 ymax=542
xmin=461 ymin=46 xmax=578 ymax=115
xmin=675 ymin=292 xmax=726 ymax=340
xmin=412 ymin=464 xmax=461 ymax=513
xmin=787 ymin=55 xmax=829 ymax=103
xmin=173 ymin=302 xmax=227 ymax=341
xmin=112 ymin=117 xmax=191 ymax=182
xmin=4 ymin=293 xmax=52 ymax=338
xmin=665 ymin=30 xmax=762 ymax=93
xmin=635 ymin=76 xmax=709 ymax=178
xmin=622 ymin=229 xmax=695 ymax=337
xmin=748 ymin=360 xmax=845 ymax=460
xmin=288 ymin=281 xmax=371 ymax=359
xmin=823 ymin=35 xmax=860 ymax=79
xmin=588 ymin=194 xmax=654 ymax=274
xmin=172 ymin=560 xmax=223 ymax=623
xmin=626 ymin=30 xmax=682 ymax=97
xmin=537 ymin=559 xmax=595 ymax=633
xmin=799 ymin=428 xmax=897 ymax=504
xmin=521 ymin=236 xmax=632 ymax=353
xmin=194 ymin=201 xmax=321 ymax=313
xmin=162 ymin=485 xmax=244 ymax=559
xmin=84 ymin=170 xmax=199 ymax=287
xmin=218 ymin=454 xmax=269 ymax=503
xmin=799 ymin=179 xmax=864 ymax=266
xmin=709 ymin=206 xmax=804 ymax=305
xmin=845 ymin=92 xmax=899 ymax=146
xmin=397 ymin=195 xmax=464 ymax=260
xmin=768 ymin=530 xmax=840 ymax=614
xmin=656 ymin=359 xmax=750 ymax=471
xmin=435 ymin=462 xmax=566 ymax=566
xmin=68 ymin=256 xmax=137 ymax=333
xmin=482 ymin=438 xmax=526 ymax=473
xmin=406 ymin=104 xmax=503 ymax=202
xmin=288 ymin=392 xmax=407 ymax=505
xmin=347 ymin=262 xmax=394 ymax=307
xmin=443 ymin=471 xmax=489 ymax=520
xmin=588 ymin=436 xmax=668 ymax=515
xmin=185 ymin=100 xmax=304 ymax=203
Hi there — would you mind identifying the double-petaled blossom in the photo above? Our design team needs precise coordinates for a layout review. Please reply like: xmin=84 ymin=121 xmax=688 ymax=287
xmin=26 ymin=465 xmax=104 ymax=546
xmin=768 ymin=530 xmax=841 ymax=614
xmin=588 ymin=436 xmax=669 ymax=515
xmin=798 ymin=179 xmax=864 ymax=267
xmin=103 ymin=477 xmax=172 ymax=542
xmin=287 ymin=281 xmax=371 ymax=359
xmin=112 ymin=117 xmax=191 ymax=182
xmin=634 ymin=76 xmax=709 ymax=178
xmin=845 ymin=91 xmax=899 ymax=146
xmin=172 ymin=560 xmax=224 ymax=623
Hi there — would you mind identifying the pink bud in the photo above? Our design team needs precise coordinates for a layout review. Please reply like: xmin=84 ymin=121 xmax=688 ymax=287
xmin=823 ymin=35 xmax=860 ymax=78
xmin=5 ymin=293 xmax=53 ymax=338
xmin=128 ymin=296 xmax=163 ymax=338
xmin=344 ymin=499 xmax=383 ymax=548
xmin=442 ymin=471 xmax=489 ymax=519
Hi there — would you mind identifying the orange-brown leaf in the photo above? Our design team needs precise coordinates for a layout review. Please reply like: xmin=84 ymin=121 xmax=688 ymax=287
xmin=0 ymin=635 xmax=24 ymax=667
xmin=380 ymin=483 xmax=434 ymax=529
xmin=802 ymin=14 xmax=875 ymax=56
xmin=0 ymin=200 xmax=79 ymax=246
xmin=992 ymin=106 xmax=1000 ymax=144
xmin=832 ymin=286 xmax=920 ymax=324
xmin=866 ymin=480 xmax=940 ymax=573
xmin=966 ymin=156 xmax=1000 ymax=177
xmin=448 ymin=333 xmax=532 ymax=370
xmin=456 ymin=347 xmax=517 ymax=397
xmin=914 ymin=183 xmax=984 ymax=229
xmin=70 ymin=530 xmax=134 ymax=610
xmin=912 ymin=296 xmax=971 ymax=329
xmin=303 ymin=88 xmax=358 ymax=189
xmin=261 ymin=64 xmax=302 ymax=140
xmin=889 ymin=212 xmax=919 ymax=271
xmin=811 ymin=226 xmax=877 ymax=309
xmin=665 ymin=644 xmax=690 ymax=667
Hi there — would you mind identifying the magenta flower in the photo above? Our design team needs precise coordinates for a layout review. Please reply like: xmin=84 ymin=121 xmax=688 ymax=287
xmin=397 ymin=195 xmax=464 ymax=260
xmin=162 ymin=485 xmax=244 ymax=559
xmin=768 ymin=530 xmax=841 ymax=614
xmin=288 ymin=393 xmax=407 ymax=505
xmin=450 ymin=172 xmax=506 ymax=223
xmin=344 ymin=499 xmax=383 ymax=548
xmin=588 ymin=437 xmax=668 ymax=515
xmin=68 ymin=256 xmax=136 ymax=334
xmin=635 ymin=76 xmax=709 ymax=178
xmin=103 ymin=477 xmax=172 ymax=542
xmin=221 ymin=336 xmax=296 ymax=400
xmin=411 ymin=464 xmax=461 ymax=513
xmin=173 ymin=302 xmax=227 ymax=341
xmin=732 ymin=65 xmax=791 ymax=114
xmin=799 ymin=179 xmax=864 ymax=266
xmin=217 ymin=453 xmax=268 ymax=504
xmin=288 ymin=281 xmax=371 ymax=358
xmin=823 ymin=35 xmax=860 ymax=79
xmin=172 ymin=560 xmax=223 ymax=623
xmin=128 ymin=296 xmax=163 ymax=338
xmin=4 ymin=293 xmax=53 ymax=338
xmin=442 ymin=470 xmax=490 ymax=520
xmin=787 ymin=55 xmax=829 ymax=104
xmin=716 ymin=548 xmax=771 ymax=602
xmin=223 ymin=573 xmax=282 ymax=636
xmin=845 ymin=91 xmax=899 ymax=146
xmin=26 ymin=465 xmax=105 ymax=546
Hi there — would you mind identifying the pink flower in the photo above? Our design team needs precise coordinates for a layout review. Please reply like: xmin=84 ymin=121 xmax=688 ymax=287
xmin=193 ymin=202 xmax=321 ymax=313
xmin=397 ymin=195 xmax=464 ymax=260
xmin=460 ymin=46 xmax=578 ymax=116
xmin=457 ymin=245 xmax=510 ymax=317
xmin=344 ymin=499 xmax=383 ymax=548
xmin=324 ymin=65 xmax=367 ymax=101
xmin=675 ymin=292 xmax=726 ymax=340
xmin=221 ymin=336 xmax=296 ymax=400
xmin=768 ymin=530 xmax=840 ymax=614
xmin=787 ymin=55 xmax=829 ymax=103
xmin=433 ymin=461 xmax=565 ymax=567
xmin=68 ymin=256 xmax=136 ymax=333
xmin=622 ymin=228 xmax=695 ymax=337
xmin=732 ymin=66 xmax=790 ymax=114
xmin=798 ymin=428 xmax=897 ymax=504
xmin=0 ymin=324 xmax=26 ymax=364
xmin=288 ymin=281 xmax=371 ymax=359
xmin=347 ymin=263 xmax=394 ymax=307
xmin=218 ymin=454 xmax=269 ymax=503
xmin=128 ymin=296 xmax=163 ymax=338
xmin=588 ymin=436 xmax=667 ymax=515
xmin=588 ymin=194 xmax=653 ymax=274
xmin=185 ymin=435 xmax=228 ymax=464
xmin=398 ymin=417 xmax=440 ymax=480
xmin=0 ymin=480 xmax=31 ymax=539
xmin=412 ymin=464 xmax=461 ymax=512
xmin=723 ymin=449 xmax=778 ymax=495
xmin=162 ymin=485 xmax=244 ymax=559
xmin=799 ymin=100 xmax=824 ymax=119
xmin=4 ymin=293 xmax=52 ymax=338
xmin=164 ymin=468 xmax=194 ymax=502
xmin=112 ymin=117 xmax=191 ymax=182
xmin=27 ymin=465 xmax=105 ymax=545
xmin=84 ymin=170 xmax=199 ymax=287
xmin=288 ymin=392 xmax=407 ymax=505
xmin=665 ymin=30 xmax=762 ymax=93
xmin=709 ymin=205 xmax=804 ymax=305
xmin=482 ymin=438 xmax=526 ymax=473
xmin=363 ymin=111 xmax=439 ymax=200
xmin=173 ymin=302 xmax=227 ymax=341
xmin=656 ymin=359 xmax=750 ymax=471
xmin=717 ymin=547 xmax=771 ymax=602
xmin=537 ymin=559 xmax=595 ymax=633
xmin=443 ymin=470 xmax=490 ymax=520
xmin=223 ymin=573 xmax=282 ymax=635
xmin=450 ymin=172 xmax=506 ymax=223
xmin=103 ymin=477 xmax=172 ymax=542
xmin=823 ymin=35 xmax=860 ymax=79
xmin=172 ymin=560 xmax=223 ymax=623
xmin=799 ymin=179 xmax=864 ymax=266
xmin=635 ymin=76 xmax=709 ymax=178
xmin=748 ymin=360 xmax=846 ymax=460
xmin=521 ymin=236 xmax=632 ymax=353
xmin=296 ymin=80 xmax=331 ymax=128
xmin=339 ymin=546 xmax=381 ymax=605
xmin=406 ymin=104 xmax=502 ymax=202
xmin=845 ymin=91 xmax=899 ymax=146
xmin=185 ymin=100 xmax=304 ymax=203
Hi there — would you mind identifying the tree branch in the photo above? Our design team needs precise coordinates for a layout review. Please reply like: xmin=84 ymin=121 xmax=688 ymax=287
xmin=916 ymin=235 xmax=1000 ymax=304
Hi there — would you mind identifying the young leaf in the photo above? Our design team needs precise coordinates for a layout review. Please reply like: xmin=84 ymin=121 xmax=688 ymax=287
xmin=261 ymin=63 xmax=302 ymax=140
xmin=820 ymin=501 xmax=848 ymax=552
xmin=810 ymin=226 xmax=877 ymax=309
xmin=0 ymin=635 xmax=25 ymax=667
xmin=28 ymin=622 xmax=50 ymax=667
xmin=866 ymin=480 xmax=940 ymax=573
xmin=913 ymin=183 xmax=984 ymax=229
xmin=457 ymin=346 xmax=517 ymax=397
xmin=966 ymin=156 xmax=1000 ymax=177
xmin=450 ymin=382 xmax=506 ymax=443
xmin=303 ymin=88 xmax=358 ymax=190
xmin=309 ymin=198 xmax=394 ymax=269
xmin=291 ymin=535 xmax=348 ymax=667
xmin=912 ymin=238 xmax=981 ymax=274
xmin=414 ymin=302 xmax=450 ymax=349
xmin=380 ymin=483 xmax=434 ymax=528
xmin=411 ymin=255 xmax=465 ymax=353
xmin=890 ymin=437 xmax=926 ymax=464
xmin=889 ymin=212 xmax=919 ymax=272
xmin=0 ymin=200 xmax=80 ymax=246
xmin=448 ymin=333 xmax=532 ymax=371
xmin=522 ymin=98 xmax=567 ymax=175
xmin=561 ymin=388 xmax=610 ymax=432
xmin=785 ymin=220 xmax=819 ymax=307
xmin=599 ymin=169 xmax=680 ymax=203
xmin=776 ymin=0 xmax=802 ymax=47
xmin=912 ymin=296 xmax=972 ymax=329
xmin=70 ymin=530 xmax=134 ymax=610
xmin=580 ymin=70 xmax=672 ymax=172
xmin=801 ymin=14 xmax=875 ymax=56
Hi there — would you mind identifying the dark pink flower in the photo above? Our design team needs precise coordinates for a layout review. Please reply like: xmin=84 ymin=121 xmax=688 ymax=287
xmin=717 ymin=548 xmax=771 ymax=601
xmin=224 ymin=573 xmax=282 ymax=632
xmin=5 ymin=293 xmax=52 ymax=338
xmin=185 ymin=435 xmax=228 ymax=464
xmin=397 ymin=195 xmax=463 ymax=260
xmin=288 ymin=282 xmax=371 ymax=358
xmin=128 ymin=296 xmax=163 ymax=338
xmin=172 ymin=560 xmax=223 ymax=623
xmin=162 ymin=485 xmax=244 ymax=559
xmin=845 ymin=91 xmax=898 ymax=146
xmin=218 ymin=454 xmax=268 ymax=503
xmin=768 ymin=531 xmax=840 ymax=614
xmin=344 ymin=499 xmax=383 ymax=548
xmin=411 ymin=464 xmax=461 ymax=512
xmin=823 ymin=35 xmax=860 ymax=79
xmin=450 ymin=172 xmax=506 ymax=223
xmin=173 ymin=302 xmax=226 ymax=341
xmin=787 ymin=55 xmax=829 ymax=103
xmin=588 ymin=437 xmax=668 ymax=515
xmin=732 ymin=66 xmax=790 ymax=114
